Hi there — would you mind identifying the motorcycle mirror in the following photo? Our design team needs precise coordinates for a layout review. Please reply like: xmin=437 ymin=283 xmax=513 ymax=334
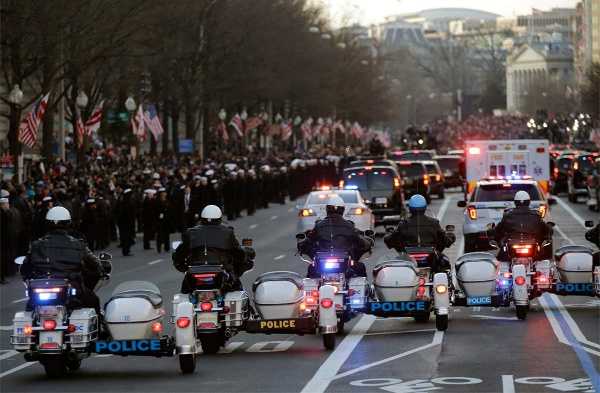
xmin=242 ymin=238 xmax=253 ymax=247
xmin=488 ymin=240 xmax=499 ymax=250
xmin=172 ymin=240 xmax=182 ymax=250
xmin=296 ymin=233 xmax=306 ymax=241
xmin=585 ymin=220 xmax=595 ymax=228
xmin=547 ymin=221 xmax=556 ymax=228
xmin=547 ymin=197 xmax=557 ymax=205
xmin=542 ymin=240 xmax=552 ymax=248
xmin=486 ymin=223 xmax=496 ymax=230
xmin=14 ymin=256 xmax=25 ymax=265
xmin=364 ymin=229 xmax=375 ymax=238
xmin=445 ymin=225 xmax=455 ymax=232
xmin=98 ymin=252 xmax=112 ymax=261
xmin=457 ymin=200 xmax=467 ymax=208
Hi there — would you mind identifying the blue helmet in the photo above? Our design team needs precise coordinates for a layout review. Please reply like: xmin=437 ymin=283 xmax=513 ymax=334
xmin=408 ymin=194 xmax=427 ymax=212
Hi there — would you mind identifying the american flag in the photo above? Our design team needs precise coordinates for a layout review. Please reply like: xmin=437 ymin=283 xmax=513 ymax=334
xmin=229 ymin=113 xmax=244 ymax=137
xmin=143 ymin=104 xmax=164 ymax=141
xmin=333 ymin=120 xmax=346 ymax=134
xmin=85 ymin=101 xmax=104 ymax=135
xmin=18 ymin=93 xmax=50 ymax=148
xmin=280 ymin=120 xmax=293 ymax=141
xmin=351 ymin=122 xmax=364 ymax=139
xmin=132 ymin=104 xmax=146 ymax=141
xmin=245 ymin=116 xmax=263 ymax=131
xmin=301 ymin=119 xmax=313 ymax=139
xmin=76 ymin=108 xmax=86 ymax=147
xmin=217 ymin=121 xmax=229 ymax=142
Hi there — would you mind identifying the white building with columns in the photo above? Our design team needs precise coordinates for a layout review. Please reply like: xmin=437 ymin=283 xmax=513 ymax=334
xmin=506 ymin=42 xmax=574 ymax=112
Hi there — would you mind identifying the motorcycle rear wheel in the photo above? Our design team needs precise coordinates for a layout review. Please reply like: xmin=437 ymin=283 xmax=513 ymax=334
xmin=41 ymin=355 xmax=67 ymax=378
xmin=323 ymin=333 xmax=336 ymax=350
xmin=200 ymin=333 xmax=222 ymax=354
xmin=179 ymin=354 xmax=196 ymax=374
xmin=516 ymin=305 xmax=528 ymax=320
xmin=414 ymin=312 xmax=431 ymax=323
xmin=435 ymin=314 xmax=448 ymax=331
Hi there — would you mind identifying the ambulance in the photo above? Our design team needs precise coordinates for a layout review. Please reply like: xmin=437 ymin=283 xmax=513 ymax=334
xmin=464 ymin=139 xmax=550 ymax=195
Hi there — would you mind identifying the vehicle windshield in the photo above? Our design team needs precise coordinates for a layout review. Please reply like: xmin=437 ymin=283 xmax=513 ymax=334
xmin=396 ymin=164 xmax=424 ymax=178
xmin=307 ymin=192 xmax=358 ymax=204
xmin=578 ymin=156 xmax=595 ymax=173
xmin=473 ymin=184 xmax=541 ymax=202
xmin=344 ymin=170 xmax=395 ymax=190
xmin=425 ymin=164 xmax=438 ymax=174
xmin=436 ymin=158 xmax=460 ymax=171
xmin=557 ymin=157 xmax=573 ymax=171
xmin=390 ymin=152 xmax=433 ymax=160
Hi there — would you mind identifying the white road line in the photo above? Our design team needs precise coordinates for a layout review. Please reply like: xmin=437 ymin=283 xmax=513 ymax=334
xmin=436 ymin=196 xmax=452 ymax=221
xmin=148 ymin=259 xmax=163 ymax=265
xmin=0 ymin=350 xmax=18 ymax=361
xmin=555 ymin=225 xmax=575 ymax=245
xmin=274 ymin=254 xmax=286 ymax=260
xmin=551 ymin=294 xmax=600 ymax=350
xmin=502 ymin=375 xmax=516 ymax=393
xmin=330 ymin=331 xmax=444 ymax=381
xmin=270 ymin=215 xmax=278 ymax=220
xmin=219 ymin=341 xmax=244 ymax=354
xmin=473 ymin=315 xmax=518 ymax=321
xmin=0 ymin=362 xmax=36 ymax=379
xmin=12 ymin=297 xmax=28 ymax=304
xmin=300 ymin=314 xmax=375 ymax=393
xmin=249 ymin=224 xmax=258 ymax=229
xmin=288 ymin=207 xmax=294 ymax=213
xmin=364 ymin=329 xmax=436 ymax=336
xmin=555 ymin=197 xmax=587 ymax=227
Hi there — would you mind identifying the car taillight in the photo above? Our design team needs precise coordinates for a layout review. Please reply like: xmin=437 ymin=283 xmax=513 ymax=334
xmin=349 ymin=207 xmax=364 ymax=215
xmin=152 ymin=322 xmax=163 ymax=333
xmin=176 ymin=317 xmax=191 ymax=328
xmin=435 ymin=174 xmax=441 ymax=181
xmin=299 ymin=208 xmax=315 ymax=217
xmin=42 ymin=320 xmax=57 ymax=330
xmin=321 ymin=298 xmax=333 ymax=308
xmin=514 ymin=276 xmax=526 ymax=286
xmin=393 ymin=177 xmax=401 ymax=188
xmin=553 ymin=167 xmax=559 ymax=178
xmin=538 ymin=204 xmax=547 ymax=218
xmin=467 ymin=206 xmax=477 ymax=220
xmin=200 ymin=302 xmax=213 ymax=312
xmin=468 ymin=147 xmax=481 ymax=155
xmin=339 ymin=180 xmax=344 ymax=188
xmin=423 ymin=175 xmax=429 ymax=185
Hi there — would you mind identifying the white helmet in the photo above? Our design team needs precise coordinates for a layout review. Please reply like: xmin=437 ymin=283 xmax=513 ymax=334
xmin=46 ymin=206 xmax=71 ymax=224
xmin=325 ymin=195 xmax=345 ymax=215
xmin=514 ymin=190 xmax=531 ymax=207
xmin=201 ymin=205 xmax=222 ymax=223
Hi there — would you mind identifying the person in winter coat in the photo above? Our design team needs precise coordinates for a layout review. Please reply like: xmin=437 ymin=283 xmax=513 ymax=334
xmin=116 ymin=188 xmax=136 ymax=256
xmin=155 ymin=188 xmax=173 ymax=253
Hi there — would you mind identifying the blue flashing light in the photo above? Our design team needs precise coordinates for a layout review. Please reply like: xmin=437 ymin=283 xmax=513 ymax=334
xmin=345 ymin=185 xmax=359 ymax=190
xmin=37 ymin=292 xmax=57 ymax=301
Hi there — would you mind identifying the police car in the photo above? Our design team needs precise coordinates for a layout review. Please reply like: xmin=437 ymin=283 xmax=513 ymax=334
xmin=458 ymin=176 xmax=556 ymax=253
xmin=297 ymin=188 xmax=374 ymax=233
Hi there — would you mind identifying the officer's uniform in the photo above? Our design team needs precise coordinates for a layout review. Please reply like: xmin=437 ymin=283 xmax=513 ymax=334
xmin=494 ymin=206 xmax=553 ymax=260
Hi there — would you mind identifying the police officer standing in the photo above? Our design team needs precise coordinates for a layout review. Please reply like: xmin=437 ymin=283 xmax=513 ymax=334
xmin=80 ymin=198 xmax=99 ymax=251
xmin=116 ymin=188 xmax=136 ymax=256
xmin=155 ymin=188 xmax=173 ymax=253
xmin=142 ymin=189 xmax=157 ymax=250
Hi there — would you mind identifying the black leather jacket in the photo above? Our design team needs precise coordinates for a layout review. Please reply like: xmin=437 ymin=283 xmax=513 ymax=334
xmin=494 ymin=206 xmax=552 ymax=244
xmin=384 ymin=212 xmax=455 ymax=253
xmin=173 ymin=222 xmax=253 ymax=277
xmin=21 ymin=230 xmax=104 ymax=289
xmin=298 ymin=213 xmax=372 ymax=261
xmin=586 ymin=223 xmax=600 ymax=248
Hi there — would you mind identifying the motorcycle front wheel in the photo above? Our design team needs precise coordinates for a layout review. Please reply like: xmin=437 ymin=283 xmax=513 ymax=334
xmin=200 ymin=332 xmax=222 ymax=354
xmin=323 ymin=333 xmax=336 ymax=350
xmin=179 ymin=354 xmax=196 ymax=374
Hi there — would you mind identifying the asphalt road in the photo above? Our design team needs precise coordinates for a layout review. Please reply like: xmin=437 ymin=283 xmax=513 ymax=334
xmin=0 ymin=191 xmax=598 ymax=393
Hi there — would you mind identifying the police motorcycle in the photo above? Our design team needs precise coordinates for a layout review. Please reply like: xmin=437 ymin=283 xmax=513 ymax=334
xmin=552 ymin=220 xmax=600 ymax=297
xmin=172 ymin=238 xmax=338 ymax=374
xmin=363 ymin=228 xmax=451 ymax=331
xmin=11 ymin=253 xmax=174 ymax=377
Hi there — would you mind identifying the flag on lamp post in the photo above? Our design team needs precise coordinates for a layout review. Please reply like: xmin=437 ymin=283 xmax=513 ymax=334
xmin=18 ymin=93 xmax=50 ymax=148
xmin=84 ymin=100 xmax=104 ymax=135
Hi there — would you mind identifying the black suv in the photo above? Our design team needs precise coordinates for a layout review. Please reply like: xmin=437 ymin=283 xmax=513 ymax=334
xmin=568 ymin=153 xmax=596 ymax=202
xmin=551 ymin=154 xmax=573 ymax=194
xmin=341 ymin=166 xmax=405 ymax=227
xmin=435 ymin=155 xmax=464 ymax=189
xmin=394 ymin=161 xmax=431 ymax=203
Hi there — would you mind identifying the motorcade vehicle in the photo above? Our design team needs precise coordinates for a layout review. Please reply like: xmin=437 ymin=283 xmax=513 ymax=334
xmin=340 ymin=165 xmax=405 ymax=228
xmin=394 ymin=160 xmax=431 ymax=202
xmin=550 ymin=153 xmax=574 ymax=194
xmin=435 ymin=155 xmax=465 ymax=189
xmin=421 ymin=160 xmax=445 ymax=199
xmin=297 ymin=188 xmax=375 ymax=233
xmin=568 ymin=152 xmax=596 ymax=202
xmin=388 ymin=150 xmax=436 ymax=161
xmin=587 ymin=157 xmax=600 ymax=211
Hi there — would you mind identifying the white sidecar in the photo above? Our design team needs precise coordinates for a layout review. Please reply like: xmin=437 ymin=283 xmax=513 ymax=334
xmin=554 ymin=246 xmax=599 ymax=296
xmin=253 ymin=271 xmax=305 ymax=319
xmin=455 ymin=252 xmax=499 ymax=298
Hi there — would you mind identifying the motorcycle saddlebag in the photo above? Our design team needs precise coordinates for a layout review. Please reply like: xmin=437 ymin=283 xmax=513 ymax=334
xmin=104 ymin=281 xmax=163 ymax=340
xmin=555 ymin=246 xmax=594 ymax=283
xmin=253 ymin=271 xmax=304 ymax=319
xmin=455 ymin=252 xmax=499 ymax=297
xmin=372 ymin=256 xmax=419 ymax=302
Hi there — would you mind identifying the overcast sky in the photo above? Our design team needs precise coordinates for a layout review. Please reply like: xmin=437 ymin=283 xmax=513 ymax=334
xmin=323 ymin=0 xmax=579 ymax=25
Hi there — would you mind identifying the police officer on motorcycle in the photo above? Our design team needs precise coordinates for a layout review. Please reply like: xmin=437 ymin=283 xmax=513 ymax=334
xmin=297 ymin=196 xmax=373 ymax=278
xmin=493 ymin=191 xmax=553 ymax=260
xmin=172 ymin=205 xmax=254 ymax=293
xmin=20 ymin=207 xmax=108 ymax=314
xmin=585 ymin=222 xmax=600 ymax=267
xmin=384 ymin=194 xmax=455 ymax=273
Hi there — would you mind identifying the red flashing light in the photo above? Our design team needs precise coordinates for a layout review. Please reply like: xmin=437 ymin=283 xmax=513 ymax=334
xmin=320 ymin=298 xmax=334 ymax=308
xmin=514 ymin=276 xmax=526 ymax=286
xmin=152 ymin=322 xmax=163 ymax=333
xmin=176 ymin=317 xmax=191 ymax=329
xmin=42 ymin=320 xmax=57 ymax=331
xmin=200 ymin=302 xmax=213 ymax=312
xmin=67 ymin=324 xmax=76 ymax=333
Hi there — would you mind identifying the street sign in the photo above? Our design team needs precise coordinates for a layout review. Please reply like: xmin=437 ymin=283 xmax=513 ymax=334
xmin=179 ymin=139 xmax=193 ymax=154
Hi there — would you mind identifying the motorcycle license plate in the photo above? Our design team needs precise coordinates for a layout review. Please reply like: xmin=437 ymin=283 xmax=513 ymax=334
xmin=375 ymin=198 xmax=387 ymax=204
xmin=467 ymin=296 xmax=492 ymax=306
xmin=197 ymin=312 xmax=219 ymax=329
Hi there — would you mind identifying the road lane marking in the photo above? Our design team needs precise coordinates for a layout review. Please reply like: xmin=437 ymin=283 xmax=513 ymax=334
xmin=148 ymin=259 xmax=163 ymax=265
xmin=300 ymin=314 xmax=376 ymax=393
xmin=12 ymin=297 xmax=28 ymax=304
xmin=473 ymin=315 xmax=518 ymax=321
xmin=270 ymin=215 xmax=278 ymax=220
xmin=249 ymin=224 xmax=259 ymax=229
xmin=274 ymin=254 xmax=285 ymax=260
xmin=0 ymin=362 xmax=36 ymax=379
xmin=502 ymin=375 xmax=516 ymax=393
xmin=555 ymin=197 xmax=587 ymax=227
xmin=540 ymin=293 xmax=600 ymax=391
xmin=330 ymin=331 xmax=444 ymax=381
xmin=436 ymin=196 xmax=452 ymax=221
xmin=0 ymin=325 xmax=14 ymax=331
xmin=555 ymin=225 xmax=575 ymax=245
xmin=0 ymin=350 xmax=18 ymax=361
xmin=219 ymin=341 xmax=244 ymax=354
xmin=551 ymin=294 xmax=600 ymax=351
xmin=364 ymin=328 xmax=436 ymax=336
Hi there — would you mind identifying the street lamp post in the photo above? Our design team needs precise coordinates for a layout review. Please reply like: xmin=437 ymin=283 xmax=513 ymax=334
xmin=7 ymin=84 xmax=24 ymax=181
